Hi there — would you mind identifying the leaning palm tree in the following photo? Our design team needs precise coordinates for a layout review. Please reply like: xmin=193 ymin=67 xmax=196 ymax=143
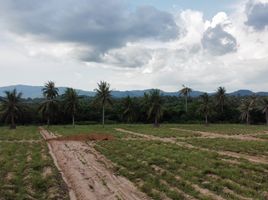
xmin=0 ymin=89 xmax=24 ymax=129
xmin=39 ymin=81 xmax=59 ymax=127
xmin=198 ymin=93 xmax=212 ymax=125
xmin=63 ymin=88 xmax=79 ymax=127
xmin=259 ymin=98 xmax=268 ymax=125
xmin=147 ymin=89 xmax=164 ymax=127
xmin=239 ymin=96 xmax=256 ymax=125
xmin=94 ymin=81 xmax=112 ymax=127
xmin=179 ymin=85 xmax=192 ymax=113
xmin=122 ymin=95 xmax=136 ymax=123
xmin=215 ymin=86 xmax=226 ymax=113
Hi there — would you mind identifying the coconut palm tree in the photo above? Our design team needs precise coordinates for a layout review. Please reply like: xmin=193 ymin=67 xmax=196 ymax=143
xmin=94 ymin=81 xmax=112 ymax=127
xmin=259 ymin=98 xmax=268 ymax=125
xmin=39 ymin=81 xmax=59 ymax=127
xmin=0 ymin=89 xmax=24 ymax=129
xmin=122 ymin=95 xmax=136 ymax=123
xmin=179 ymin=85 xmax=192 ymax=113
xmin=239 ymin=96 xmax=256 ymax=125
xmin=63 ymin=88 xmax=79 ymax=127
xmin=147 ymin=89 xmax=164 ymax=127
xmin=42 ymin=81 xmax=59 ymax=99
xmin=215 ymin=86 xmax=226 ymax=112
xmin=199 ymin=93 xmax=212 ymax=125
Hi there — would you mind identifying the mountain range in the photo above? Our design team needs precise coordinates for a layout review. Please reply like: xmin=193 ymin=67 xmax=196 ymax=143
xmin=0 ymin=85 xmax=267 ymax=99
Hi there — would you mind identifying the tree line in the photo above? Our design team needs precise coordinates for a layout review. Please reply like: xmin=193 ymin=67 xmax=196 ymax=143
xmin=0 ymin=81 xmax=268 ymax=129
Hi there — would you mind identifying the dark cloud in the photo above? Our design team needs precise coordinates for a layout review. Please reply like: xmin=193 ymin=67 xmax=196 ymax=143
xmin=0 ymin=0 xmax=179 ymax=60
xmin=201 ymin=24 xmax=237 ymax=55
xmin=245 ymin=0 xmax=268 ymax=30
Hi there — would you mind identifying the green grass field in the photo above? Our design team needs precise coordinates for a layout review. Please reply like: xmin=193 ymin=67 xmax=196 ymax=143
xmin=172 ymin=124 xmax=268 ymax=135
xmin=0 ymin=126 xmax=69 ymax=200
xmin=1 ymin=124 xmax=268 ymax=200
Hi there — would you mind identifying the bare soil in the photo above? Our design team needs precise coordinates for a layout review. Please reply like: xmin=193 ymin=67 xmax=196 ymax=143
xmin=40 ymin=128 xmax=150 ymax=200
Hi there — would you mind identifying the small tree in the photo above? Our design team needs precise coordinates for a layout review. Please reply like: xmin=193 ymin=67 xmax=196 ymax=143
xmin=198 ymin=93 xmax=212 ymax=125
xmin=239 ymin=95 xmax=256 ymax=125
xmin=63 ymin=88 xmax=79 ymax=127
xmin=39 ymin=81 xmax=59 ymax=127
xmin=259 ymin=98 xmax=268 ymax=125
xmin=215 ymin=86 xmax=226 ymax=113
xmin=147 ymin=89 xmax=164 ymax=127
xmin=0 ymin=89 xmax=24 ymax=129
xmin=94 ymin=81 xmax=112 ymax=127
xmin=179 ymin=85 xmax=192 ymax=113
xmin=122 ymin=95 xmax=136 ymax=123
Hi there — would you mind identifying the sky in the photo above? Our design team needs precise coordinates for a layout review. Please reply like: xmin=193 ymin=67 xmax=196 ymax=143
xmin=0 ymin=0 xmax=268 ymax=92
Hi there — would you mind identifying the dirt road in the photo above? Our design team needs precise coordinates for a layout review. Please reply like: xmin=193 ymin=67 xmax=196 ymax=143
xmin=40 ymin=128 xmax=150 ymax=200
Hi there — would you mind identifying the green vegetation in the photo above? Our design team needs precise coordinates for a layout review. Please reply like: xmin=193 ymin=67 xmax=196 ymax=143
xmin=48 ymin=124 xmax=137 ymax=138
xmin=63 ymin=88 xmax=80 ymax=127
xmin=179 ymin=85 xmax=192 ymax=113
xmin=94 ymin=81 xmax=113 ymax=127
xmin=121 ymin=124 xmax=201 ymax=138
xmin=0 ymin=89 xmax=24 ymax=129
xmin=173 ymin=124 xmax=268 ymax=135
xmin=39 ymin=81 xmax=59 ymax=127
xmin=96 ymin=139 xmax=268 ymax=199
xmin=1 ymin=81 xmax=268 ymax=127
xmin=1 ymin=123 xmax=268 ymax=199
xmin=184 ymin=138 xmax=268 ymax=156
xmin=0 ymin=127 xmax=69 ymax=199
xmin=0 ymin=126 xmax=40 ymax=140
xmin=146 ymin=89 xmax=164 ymax=127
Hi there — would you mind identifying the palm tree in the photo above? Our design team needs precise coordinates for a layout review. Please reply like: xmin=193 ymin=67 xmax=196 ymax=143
xmin=259 ymin=98 xmax=268 ymax=125
xmin=199 ymin=93 xmax=212 ymax=125
xmin=94 ymin=81 xmax=112 ymax=127
xmin=63 ymin=88 xmax=79 ymax=127
xmin=39 ymin=81 xmax=59 ymax=127
xmin=0 ymin=89 xmax=24 ymax=129
xmin=179 ymin=85 xmax=192 ymax=113
xmin=147 ymin=89 xmax=164 ymax=127
xmin=42 ymin=81 xmax=59 ymax=99
xmin=239 ymin=96 xmax=256 ymax=125
xmin=215 ymin=86 xmax=226 ymax=112
xmin=122 ymin=95 xmax=136 ymax=123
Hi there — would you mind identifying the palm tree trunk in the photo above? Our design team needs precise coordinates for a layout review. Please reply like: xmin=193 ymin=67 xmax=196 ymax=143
xmin=47 ymin=117 xmax=50 ymax=128
xmin=154 ymin=116 xmax=158 ymax=127
xmin=10 ymin=113 xmax=16 ymax=129
xmin=266 ymin=110 xmax=268 ymax=126
xmin=246 ymin=112 xmax=250 ymax=125
xmin=102 ymin=105 xmax=105 ymax=128
xmin=72 ymin=114 xmax=75 ymax=128
xmin=205 ymin=114 xmax=208 ymax=126
xmin=185 ymin=95 xmax=188 ymax=113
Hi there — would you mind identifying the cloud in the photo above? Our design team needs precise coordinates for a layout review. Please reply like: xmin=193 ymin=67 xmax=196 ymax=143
xmin=245 ymin=0 xmax=268 ymax=30
xmin=1 ymin=0 xmax=268 ymax=92
xmin=100 ymin=45 xmax=152 ymax=68
xmin=0 ymin=0 xmax=179 ymax=61
xmin=201 ymin=24 xmax=237 ymax=55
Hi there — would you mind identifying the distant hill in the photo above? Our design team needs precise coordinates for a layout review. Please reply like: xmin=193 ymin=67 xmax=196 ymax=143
xmin=0 ymin=85 xmax=267 ymax=98
xmin=0 ymin=85 xmax=95 ymax=98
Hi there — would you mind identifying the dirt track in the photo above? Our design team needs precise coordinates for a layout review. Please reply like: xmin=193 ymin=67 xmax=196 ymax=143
xmin=40 ymin=128 xmax=150 ymax=200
